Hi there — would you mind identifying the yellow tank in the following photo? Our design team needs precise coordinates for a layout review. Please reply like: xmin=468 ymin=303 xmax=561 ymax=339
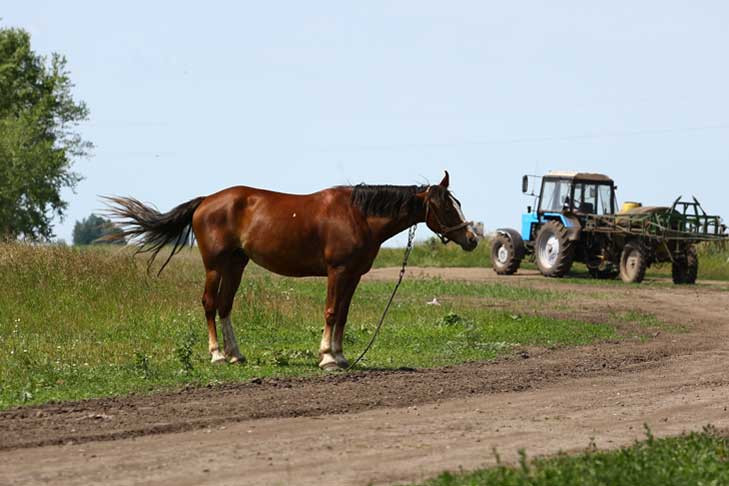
xmin=620 ymin=201 xmax=642 ymax=214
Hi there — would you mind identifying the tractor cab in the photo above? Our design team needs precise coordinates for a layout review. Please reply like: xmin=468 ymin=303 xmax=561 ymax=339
xmin=537 ymin=172 xmax=616 ymax=216
xmin=519 ymin=171 xmax=617 ymax=242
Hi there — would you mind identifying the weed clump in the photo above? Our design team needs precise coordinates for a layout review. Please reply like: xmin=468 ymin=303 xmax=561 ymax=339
xmin=438 ymin=312 xmax=466 ymax=327
xmin=174 ymin=326 xmax=197 ymax=374
xmin=133 ymin=352 xmax=154 ymax=380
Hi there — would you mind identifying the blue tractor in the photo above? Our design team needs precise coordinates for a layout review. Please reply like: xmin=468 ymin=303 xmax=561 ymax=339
xmin=491 ymin=171 xmax=727 ymax=283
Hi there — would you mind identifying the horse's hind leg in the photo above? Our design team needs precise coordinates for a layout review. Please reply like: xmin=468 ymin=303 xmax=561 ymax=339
xmin=218 ymin=250 xmax=249 ymax=364
xmin=320 ymin=268 xmax=359 ymax=370
xmin=202 ymin=268 xmax=225 ymax=364
xmin=332 ymin=275 xmax=360 ymax=368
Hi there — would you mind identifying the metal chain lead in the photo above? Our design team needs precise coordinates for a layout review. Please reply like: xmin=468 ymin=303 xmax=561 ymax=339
xmin=347 ymin=224 xmax=417 ymax=371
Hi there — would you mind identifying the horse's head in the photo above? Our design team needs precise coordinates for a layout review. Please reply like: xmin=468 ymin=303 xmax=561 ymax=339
xmin=422 ymin=171 xmax=479 ymax=251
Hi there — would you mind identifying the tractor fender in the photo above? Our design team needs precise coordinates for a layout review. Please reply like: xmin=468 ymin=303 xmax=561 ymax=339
xmin=562 ymin=215 xmax=582 ymax=241
xmin=543 ymin=214 xmax=582 ymax=241
xmin=496 ymin=228 xmax=526 ymax=259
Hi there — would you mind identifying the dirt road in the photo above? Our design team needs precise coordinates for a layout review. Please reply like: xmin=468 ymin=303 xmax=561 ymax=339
xmin=2 ymin=269 xmax=729 ymax=485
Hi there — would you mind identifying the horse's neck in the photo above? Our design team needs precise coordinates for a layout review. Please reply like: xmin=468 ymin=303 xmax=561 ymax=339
xmin=368 ymin=210 xmax=425 ymax=246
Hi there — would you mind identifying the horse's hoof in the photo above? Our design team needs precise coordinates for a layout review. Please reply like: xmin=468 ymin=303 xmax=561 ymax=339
xmin=319 ymin=352 xmax=338 ymax=370
xmin=334 ymin=355 xmax=349 ymax=368
xmin=211 ymin=351 xmax=226 ymax=365
xmin=319 ymin=361 xmax=342 ymax=372
xmin=228 ymin=355 xmax=246 ymax=365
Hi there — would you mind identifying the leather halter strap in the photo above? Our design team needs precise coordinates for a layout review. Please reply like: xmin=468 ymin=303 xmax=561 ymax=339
xmin=424 ymin=192 xmax=473 ymax=244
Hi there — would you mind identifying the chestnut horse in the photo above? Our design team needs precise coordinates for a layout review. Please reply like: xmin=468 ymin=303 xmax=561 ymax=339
xmin=107 ymin=171 xmax=478 ymax=370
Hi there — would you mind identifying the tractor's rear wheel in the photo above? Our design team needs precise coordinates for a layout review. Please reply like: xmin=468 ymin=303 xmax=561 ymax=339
xmin=672 ymin=245 xmax=698 ymax=284
xmin=619 ymin=241 xmax=648 ymax=283
xmin=534 ymin=221 xmax=574 ymax=277
xmin=491 ymin=233 xmax=521 ymax=275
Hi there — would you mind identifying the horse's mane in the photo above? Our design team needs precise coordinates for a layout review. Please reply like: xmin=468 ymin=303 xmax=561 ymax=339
xmin=348 ymin=184 xmax=448 ymax=217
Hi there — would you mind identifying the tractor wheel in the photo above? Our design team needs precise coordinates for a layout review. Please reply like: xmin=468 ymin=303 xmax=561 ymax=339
xmin=534 ymin=221 xmax=574 ymax=277
xmin=491 ymin=233 xmax=521 ymax=275
xmin=588 ymin=264 xmax=619 ymax=280
xmin=619 ymin=241 xmax=648 ymax=283
xmin=672 ymin=245 xmax=698 ymax=285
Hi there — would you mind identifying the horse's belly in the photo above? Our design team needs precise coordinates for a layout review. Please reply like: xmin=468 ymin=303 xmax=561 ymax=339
xmin=250 ymin=254 xmax=328 ymax=277
xmin=239 ymin=212 xmax=344 ymax=277
xmin=243 ymin=239 xmax=328 ymax=277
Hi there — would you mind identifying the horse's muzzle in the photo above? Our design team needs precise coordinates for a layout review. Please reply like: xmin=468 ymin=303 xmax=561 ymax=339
xmin=461 ymin=233 xmax=479 ymax=252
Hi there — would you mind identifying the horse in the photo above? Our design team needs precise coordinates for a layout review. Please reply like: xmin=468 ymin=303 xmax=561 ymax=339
xmin=106 ymin=171 xmax=478 ymax=370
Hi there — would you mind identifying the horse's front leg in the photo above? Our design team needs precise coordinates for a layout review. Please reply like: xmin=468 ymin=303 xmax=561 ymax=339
xmin=319 ymin=268 xmax=359 ymax=370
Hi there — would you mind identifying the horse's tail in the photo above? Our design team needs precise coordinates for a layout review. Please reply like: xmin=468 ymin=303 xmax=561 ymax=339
xmin=103 ymin=195 xmax=205 ymax=275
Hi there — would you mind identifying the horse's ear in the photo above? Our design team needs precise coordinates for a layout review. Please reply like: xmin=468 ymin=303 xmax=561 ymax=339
xmin=439 ymin=171 xmax=450 ymax=188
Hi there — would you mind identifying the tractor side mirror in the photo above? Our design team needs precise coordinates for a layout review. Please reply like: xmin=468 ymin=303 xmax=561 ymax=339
xmin=522 ymin=175 xmax=529 ymax=193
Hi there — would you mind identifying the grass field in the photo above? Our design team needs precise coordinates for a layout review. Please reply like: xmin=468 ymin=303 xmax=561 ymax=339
xmin=0 ymin=243 xmax=641 ymax=409
xmin=416 ymin=426 xmax=729 ymax=486
xmin=375 ymin=236 xmax=492 ymax=268
xmin=377 ymin=237 xmax=729 ymax=281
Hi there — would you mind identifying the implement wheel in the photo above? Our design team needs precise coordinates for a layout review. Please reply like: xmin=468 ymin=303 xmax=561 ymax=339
xmin=491 ymin=233 xmax=521 ymax=275
xmin=619 ymin=241 xmax=648 ymax=283
xmin=534 ymin=221 xmax=574 ymax=277
xmin=672 ymin=245 xmax=698 ymax=285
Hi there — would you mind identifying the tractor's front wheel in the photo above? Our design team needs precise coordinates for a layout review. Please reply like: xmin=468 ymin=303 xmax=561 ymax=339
xmin=535 ymin=221 xmax=574 ymax=277
xmin=619 ymin=241 xmax=648 ymax=283
xmin=491 ymin=233 xmax=521 ymax=275
xmin=672 ymin=245 xmax=698 ymax=284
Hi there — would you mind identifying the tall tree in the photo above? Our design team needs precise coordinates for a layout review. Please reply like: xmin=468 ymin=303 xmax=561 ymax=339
xmin=0 ymin=26 xmax=92 ymax=241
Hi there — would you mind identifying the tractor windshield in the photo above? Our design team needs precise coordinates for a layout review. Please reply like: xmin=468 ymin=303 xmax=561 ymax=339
xmin=539 ymin=179 xmax=571 ymax=212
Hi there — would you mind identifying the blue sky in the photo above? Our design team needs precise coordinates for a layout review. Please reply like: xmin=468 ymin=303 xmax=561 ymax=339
xmin=4 ymin=2 xmax=729 ymax=245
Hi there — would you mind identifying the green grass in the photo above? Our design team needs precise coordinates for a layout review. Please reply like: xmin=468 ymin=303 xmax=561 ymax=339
xmin=647 ymin=243 xmax=729 ymax=281
xmin=375 ymin=236 xmax=492 ymax=268
xmin=0 ymin=243 xmax=623 ymax=409
xmin=416 ymin=426 xmax=729 ymax=486
xmin=696 ymin=244 xmax=729 ymax=281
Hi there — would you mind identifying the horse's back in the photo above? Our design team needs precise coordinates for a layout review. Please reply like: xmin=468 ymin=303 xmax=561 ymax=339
xmin=192 ymin=185 xmax=362 ymax=276
xmin=204 ymin=184 xmax=340 ymax=200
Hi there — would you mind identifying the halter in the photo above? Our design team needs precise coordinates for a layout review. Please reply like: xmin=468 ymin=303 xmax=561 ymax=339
xmin=424 ymin=190 xmax=473 ymax=244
